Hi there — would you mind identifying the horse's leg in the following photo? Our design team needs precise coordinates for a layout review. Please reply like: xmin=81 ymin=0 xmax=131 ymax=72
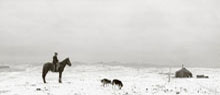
xmin=42 ymin=66 xmax=49 ymax=83
xmin=59 ymin=72 xmax=62 ymax=83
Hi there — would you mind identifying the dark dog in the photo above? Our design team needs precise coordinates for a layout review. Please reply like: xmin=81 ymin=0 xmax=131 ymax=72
xmin=101 ymin=78 xmax=111 ymax=87
xmin=112 ymin=79 xmax=123 ymax=89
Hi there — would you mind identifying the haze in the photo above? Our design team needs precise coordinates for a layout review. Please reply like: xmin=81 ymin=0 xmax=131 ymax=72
xmin=0 ymin=0 xmax=220 ymax=67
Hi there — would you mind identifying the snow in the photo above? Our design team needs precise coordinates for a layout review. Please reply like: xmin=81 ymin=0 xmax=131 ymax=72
xmin=0 ymin=64 xmax=219 ymax=95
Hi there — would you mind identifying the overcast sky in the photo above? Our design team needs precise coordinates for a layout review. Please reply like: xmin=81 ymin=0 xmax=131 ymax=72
xmin=0 ymin=0 xmax=220 ymax=67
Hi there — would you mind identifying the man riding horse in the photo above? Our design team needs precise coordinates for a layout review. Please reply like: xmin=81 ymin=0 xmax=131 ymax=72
xmin=53 ymin=52 xmax=59 ymax=72
xmin=42 ymin=54 xmax=72 ymax=83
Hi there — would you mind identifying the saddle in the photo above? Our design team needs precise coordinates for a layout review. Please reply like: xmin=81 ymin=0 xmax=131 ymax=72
xmin=53 ymin=62 xmax=60 ymax=72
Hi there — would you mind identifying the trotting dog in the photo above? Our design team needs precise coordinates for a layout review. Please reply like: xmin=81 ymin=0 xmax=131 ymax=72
xmin=101 ymin=78 xmax=111 ymax=87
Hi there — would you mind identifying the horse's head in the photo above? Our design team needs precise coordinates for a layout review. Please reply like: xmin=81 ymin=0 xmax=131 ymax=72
xmin=65 ymin=58 xmax=72 ymax=66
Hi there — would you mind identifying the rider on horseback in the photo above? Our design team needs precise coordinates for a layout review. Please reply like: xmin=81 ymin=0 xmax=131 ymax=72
xmin=53 ymin=52 xmax=59 ymax=72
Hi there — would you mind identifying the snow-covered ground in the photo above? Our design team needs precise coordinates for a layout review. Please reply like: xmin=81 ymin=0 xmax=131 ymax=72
xmin=0 ymin=64 xmax=219 ymax=95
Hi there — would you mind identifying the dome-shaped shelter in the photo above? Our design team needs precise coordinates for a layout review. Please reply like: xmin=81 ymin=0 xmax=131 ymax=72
xmin=175 ymin=67 xmax=192 ymax=78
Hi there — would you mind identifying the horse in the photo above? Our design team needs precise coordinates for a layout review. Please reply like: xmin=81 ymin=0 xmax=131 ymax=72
xmin=112 ymin=79 xmax=123 ymax=89
xmin=42 ymin=58 xmax=71 ymax=83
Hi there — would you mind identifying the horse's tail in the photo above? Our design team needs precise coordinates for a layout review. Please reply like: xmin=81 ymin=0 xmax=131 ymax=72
xmin=42 ymin=64 xmax=48 ymax=77
xmin=42 ymin=64 xmax=45 ymax=77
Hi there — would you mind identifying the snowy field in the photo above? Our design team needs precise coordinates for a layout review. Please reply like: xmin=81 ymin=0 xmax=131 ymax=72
xmin=0 ymin=64 xmax=219 ymax=95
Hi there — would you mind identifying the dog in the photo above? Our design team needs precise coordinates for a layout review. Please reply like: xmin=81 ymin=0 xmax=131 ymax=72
xmin=101 ymin=78 xmax=111 ymax=87
xmin=112 ymin=79 xmax=123 ymax=89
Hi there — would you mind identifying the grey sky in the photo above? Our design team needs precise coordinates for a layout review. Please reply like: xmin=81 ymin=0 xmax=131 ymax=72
xmin=0 ymin=0 xmax=220 ymax=67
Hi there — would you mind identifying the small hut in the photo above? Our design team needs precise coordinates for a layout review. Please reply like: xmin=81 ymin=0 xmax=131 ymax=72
xmin=175 ymin=65 xmax=192 ymax=78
